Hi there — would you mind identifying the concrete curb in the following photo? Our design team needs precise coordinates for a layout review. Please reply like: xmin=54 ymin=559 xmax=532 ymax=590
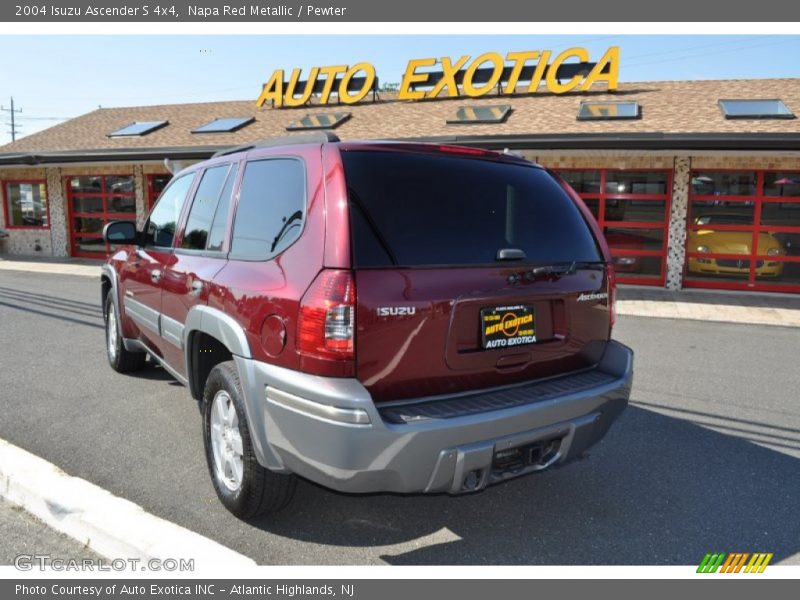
xmin=0 ymin=260 xmax=100 ymax=278
xmin=0 ymin=438 xmax=256 ymax=568
xmin=617 ymin=300 xmax=800 ymax=327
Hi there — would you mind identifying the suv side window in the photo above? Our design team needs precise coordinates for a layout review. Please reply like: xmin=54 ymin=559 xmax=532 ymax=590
xmin=206 ymin=163 xmax=239 ymax=252
xmin=145 ymin=173 xmax=194 ymax=249
xmin=230 ymin=158 xmax=306 ymax=261
xmin=181 ymin=164 xmax=231 ymax=251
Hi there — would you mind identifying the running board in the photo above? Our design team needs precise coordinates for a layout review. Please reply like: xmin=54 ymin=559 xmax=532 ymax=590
xmin=123 ymin=338 xmax=189 ymax=387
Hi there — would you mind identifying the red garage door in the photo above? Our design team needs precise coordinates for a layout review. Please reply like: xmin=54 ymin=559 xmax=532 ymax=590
xmin=685 ymin=170 xmax=800 ymax=293
xmin=557 ymin=169 xmax=671 ymax=286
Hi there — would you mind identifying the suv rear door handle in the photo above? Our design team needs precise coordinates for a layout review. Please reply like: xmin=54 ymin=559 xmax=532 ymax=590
xmin=151 ymin=269 xmax=162 ymax=283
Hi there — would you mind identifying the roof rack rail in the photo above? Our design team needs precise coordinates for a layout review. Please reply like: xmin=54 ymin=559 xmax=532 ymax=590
xmin=211 ymin=131 xmax=340 ymax=158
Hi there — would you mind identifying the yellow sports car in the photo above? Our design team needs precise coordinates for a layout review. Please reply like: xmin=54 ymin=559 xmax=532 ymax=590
xmin=687 ymin=214 xmax=786 ymax=278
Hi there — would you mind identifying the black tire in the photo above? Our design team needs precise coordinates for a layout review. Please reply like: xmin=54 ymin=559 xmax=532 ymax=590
xmin=104 ymin=293 xmax=146 ymax=373
xmin=202 ymin=361 xmax=296 ymax=518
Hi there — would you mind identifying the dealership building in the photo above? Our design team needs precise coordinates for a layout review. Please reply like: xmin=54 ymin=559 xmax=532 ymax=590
xmin=1 ymin=76 xmax=799 ymax=293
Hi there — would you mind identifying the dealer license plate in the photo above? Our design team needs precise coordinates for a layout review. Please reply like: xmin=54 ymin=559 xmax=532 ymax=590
xmin=480 ymin=304 xmax=537 ymax=349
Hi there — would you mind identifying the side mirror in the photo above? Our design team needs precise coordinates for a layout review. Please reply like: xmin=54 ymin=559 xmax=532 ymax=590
xmin=103 ymin=220 xmax=138 ymax=245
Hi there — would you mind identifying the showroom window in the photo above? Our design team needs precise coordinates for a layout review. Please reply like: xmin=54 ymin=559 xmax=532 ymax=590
xmin=2 ymin=180 xmax=49 ymax=228
xmin=556 ymin=169 xmax=671 ymax=285
xmin=147 ymin=174 xmax=172 ymax=209
xmin=67 ymin=175 xmax=136 ymax=257
xmin=686 ymin=170 xmax=800 ymax=292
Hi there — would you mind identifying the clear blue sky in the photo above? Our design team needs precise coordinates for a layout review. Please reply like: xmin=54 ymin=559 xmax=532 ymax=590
xmin=1 ymin=34 xmax=799 ymax=145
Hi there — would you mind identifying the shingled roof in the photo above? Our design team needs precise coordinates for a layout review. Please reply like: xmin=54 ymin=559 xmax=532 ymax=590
xmin=1 ymin=78 xmax=799 ymax=163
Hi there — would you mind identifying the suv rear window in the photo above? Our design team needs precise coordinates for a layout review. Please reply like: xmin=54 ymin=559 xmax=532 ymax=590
xmin=342 ymin=150 xmax=601 ymax=267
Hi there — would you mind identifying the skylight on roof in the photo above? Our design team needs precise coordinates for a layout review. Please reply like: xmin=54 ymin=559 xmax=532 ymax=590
xmin=192 ymin=117 xmax=255 ymax=134
xmin=447 ymin=105 xmax=511 ymax=124
xmin=286 ymin=112 xmax=350 ymax=131
xmin=577 ymin=101 xmax=640 ymax=120
xmin=107 ymin=121 xmax=168 ymax=137
xmin=719 ymin=99 xmax=794 ymax=119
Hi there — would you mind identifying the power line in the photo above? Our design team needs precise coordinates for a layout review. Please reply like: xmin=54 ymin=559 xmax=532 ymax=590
xmin=16 ymin=116 xmax=69 ymax=121
xmin=1 ymin=97 xmax=22 ymax=142
xmin=624 ymin=36 xmax=800 ymax=69
xmin=623 ymin=35 xmax=772 ymax=63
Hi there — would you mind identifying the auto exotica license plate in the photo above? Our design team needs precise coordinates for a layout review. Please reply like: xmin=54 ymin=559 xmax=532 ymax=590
xmin=480 ymin=304 xmax=537 ymax=349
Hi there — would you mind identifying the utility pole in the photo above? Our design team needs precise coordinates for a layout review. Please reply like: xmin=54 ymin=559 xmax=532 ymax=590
xmin=1 ymin=97 xmax=22 ymax=142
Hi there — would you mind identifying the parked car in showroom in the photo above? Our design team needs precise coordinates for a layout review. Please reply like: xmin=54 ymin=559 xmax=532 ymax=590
xmin=687 ymin=213 xmax=785 ymax=278
xmin=603 ymin=229 xmax=646 ymax=273
xmin=100 ymin=133 xmax=633 ymax=518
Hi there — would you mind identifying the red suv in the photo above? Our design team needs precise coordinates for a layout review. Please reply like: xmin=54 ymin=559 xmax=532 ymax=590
xmin=101 ymin=132 xmax=633 ymax=518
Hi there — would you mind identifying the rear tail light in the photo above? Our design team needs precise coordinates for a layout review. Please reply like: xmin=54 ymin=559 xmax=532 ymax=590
xmin=297 ymin=269 xmax=355 ymax=360
xmin=608 ymin=264 xmax=617 ymax=331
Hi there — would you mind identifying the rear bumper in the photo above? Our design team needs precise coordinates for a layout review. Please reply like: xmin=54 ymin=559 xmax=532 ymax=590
xmin=236 ymin=340 xmax=633 ymax=494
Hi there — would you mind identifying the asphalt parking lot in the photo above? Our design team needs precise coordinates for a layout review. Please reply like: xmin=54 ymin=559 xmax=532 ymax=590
xmin=0 ymin=269 xmax=798 ymax=565
xmin=0 ymin=498 xmax=100 ymax=565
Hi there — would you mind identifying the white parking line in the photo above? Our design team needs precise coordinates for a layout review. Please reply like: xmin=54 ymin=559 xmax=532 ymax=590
xmin=0 ymin=438 xmax=255 ymax=568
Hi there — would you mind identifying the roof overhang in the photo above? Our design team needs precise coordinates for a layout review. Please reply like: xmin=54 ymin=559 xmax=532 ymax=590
xmin=1 ymin=133 xmax=799 ymax=166
xmin=0 ymin=146 xmax=227 ymax=166
xmin=410 ymin=132 xmax=800 ymax=151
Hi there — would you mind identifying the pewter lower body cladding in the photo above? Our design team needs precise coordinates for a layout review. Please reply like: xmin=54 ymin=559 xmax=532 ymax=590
xmin=160 ymin=314 xmax=184 ymax=348
xmin=235 ymin=341 xmax=633 ymax=494
xmin=123 ymin=296 xmax=160 ymax=335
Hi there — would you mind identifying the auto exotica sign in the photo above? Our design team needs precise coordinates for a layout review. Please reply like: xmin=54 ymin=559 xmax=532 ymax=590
xmin=256 ymin=47 xmax=620 ymax=108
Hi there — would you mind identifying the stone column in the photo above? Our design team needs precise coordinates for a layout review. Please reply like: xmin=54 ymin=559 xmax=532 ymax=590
xmin=46 ymin=167 xmax=69 ymax=257
xmin=665 ymin=156 xmax=691 ymax=290
xmin=133 ymin=164 xmax=147 ymax=228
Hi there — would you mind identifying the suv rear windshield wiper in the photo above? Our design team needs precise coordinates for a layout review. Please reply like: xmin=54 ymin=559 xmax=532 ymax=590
xmin=348 ymin=188 xmax=399 ymax=265
xmin=528 ymin=261 xmax=607 ymax=278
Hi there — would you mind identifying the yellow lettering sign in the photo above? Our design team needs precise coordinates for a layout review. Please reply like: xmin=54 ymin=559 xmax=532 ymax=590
xmin=546 ymin=47 xmax=590 ymax=94
xmin=255 ymin=69 xmax=284 ymax=107
xmin=505 ymin=50 xmax=540 ymax=93
xmin=581 ymin=46 xmax=619 ymax=91
xmin=317 ymin=65 xmax=348 ymax=103
xmin=462 ymin=52 xmax=505 ymax=97
xmin=525 ymin=50 xmax=551 ymax=93
xmin=339 ymin=62 xmax=377 ymax=104
xmin=428 ymin=55 xmax=470 ymax=98
xmin=257 ymin=47 xmax=620 ymax=107
xmin=398 ymin=57 xmax=437 ymax=100
xmin=256 ymin=64 xmax=378 ymax=107
xmin=283 ymin=67 xmax=319 ymax=107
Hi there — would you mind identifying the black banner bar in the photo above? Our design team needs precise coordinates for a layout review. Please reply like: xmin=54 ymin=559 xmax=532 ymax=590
xmin=4 ymin=579 xmax=799 ymax=600
xmin=2 ymin=0 xmax=800 ymax=22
